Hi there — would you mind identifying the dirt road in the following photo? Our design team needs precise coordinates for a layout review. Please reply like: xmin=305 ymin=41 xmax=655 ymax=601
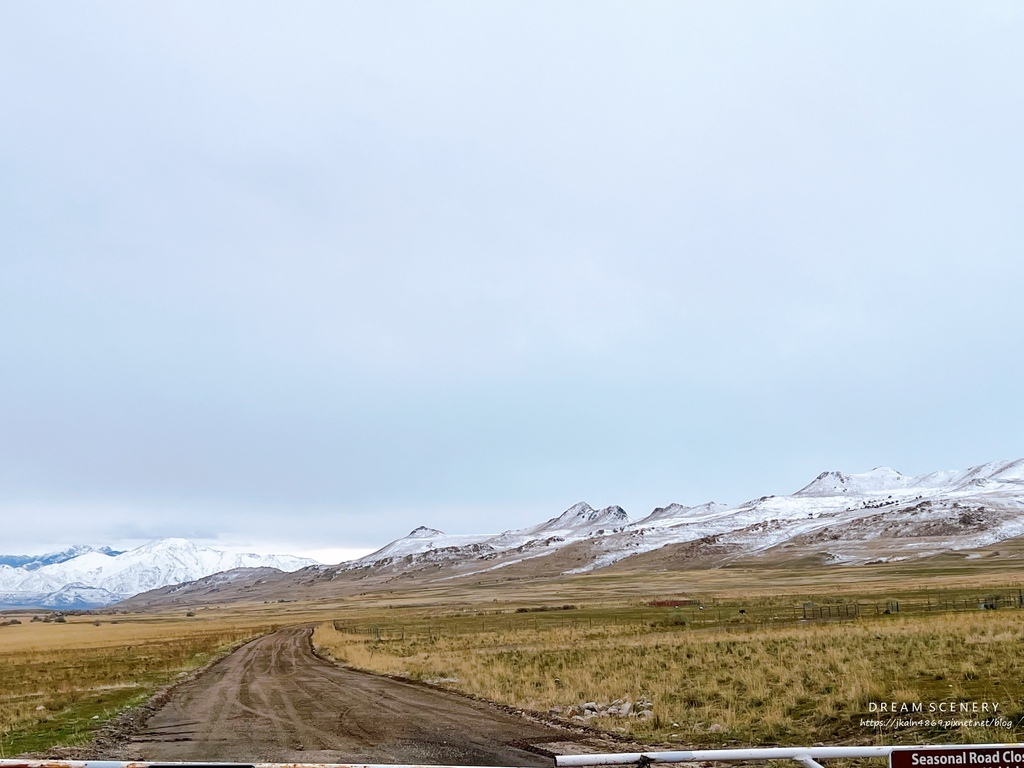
xmin=122 ymin=626 xmax=573 ymax=765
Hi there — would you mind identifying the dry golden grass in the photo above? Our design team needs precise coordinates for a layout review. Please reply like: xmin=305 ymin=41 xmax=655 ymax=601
xmin=314 ymin=609 xmax=1024 ymax=747
xmin=4 ymin=561 xmax=1024 ymax=755
xmin=0 ymin=612 xmax=278 ymax=756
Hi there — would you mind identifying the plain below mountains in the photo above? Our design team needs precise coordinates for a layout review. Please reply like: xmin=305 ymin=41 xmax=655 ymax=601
xmin=117 ymin=457 xmax=1024 ymax=610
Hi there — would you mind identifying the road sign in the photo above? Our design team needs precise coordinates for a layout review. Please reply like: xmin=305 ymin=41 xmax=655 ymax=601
xmin=892 ymin=747 xmax=1024 ymax=768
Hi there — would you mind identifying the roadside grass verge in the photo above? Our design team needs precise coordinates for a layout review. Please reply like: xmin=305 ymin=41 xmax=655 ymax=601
xmin=0 ymin=614 xmax=275 ymax=756
xmin=313 ymin=607 xmax=1024 ymax=747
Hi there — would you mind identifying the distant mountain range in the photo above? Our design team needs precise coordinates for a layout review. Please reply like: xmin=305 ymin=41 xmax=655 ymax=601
xmin=335 ymin=458 xmax=1024 ymax=575
xmin=0 ymin=545 xmax=123 ymax=569
xmin=8 ymin=458 xmax=1024 ymax=611
xmin=0 ymin=539 xmax=317 ymax=609
xmin=117 ymin=458 xmax=1024 ymax=610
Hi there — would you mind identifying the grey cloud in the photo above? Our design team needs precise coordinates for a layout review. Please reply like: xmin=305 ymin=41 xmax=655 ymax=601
xmin=2 ymin=2 xmax=1022 ymax=555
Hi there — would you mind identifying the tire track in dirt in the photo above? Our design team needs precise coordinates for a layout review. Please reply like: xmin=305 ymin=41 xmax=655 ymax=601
xmin=123 ymin=625 xmax=569 ymax=765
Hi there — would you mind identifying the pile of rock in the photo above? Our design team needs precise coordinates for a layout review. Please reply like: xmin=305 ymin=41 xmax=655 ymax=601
xmin=549 ymin=698 xmax=654 ymax=722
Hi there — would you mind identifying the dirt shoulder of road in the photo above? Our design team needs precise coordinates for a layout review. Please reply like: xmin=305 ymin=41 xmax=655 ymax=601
xmin=22 ymin=633 xmax=268 ymax=761
xmin=34 ymin=625 xmax=652 ymax=766
xmin=303 ymin=628 xmax=644 ymax=755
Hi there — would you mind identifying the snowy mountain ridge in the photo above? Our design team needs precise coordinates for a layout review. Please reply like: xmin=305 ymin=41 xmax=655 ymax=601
xmin=0 ymin=538 xmax=316 ymax=609
xmin=566 ymin=457 xmax=1024 ymax=572
xmin=344 ymin=501 xmax=630 ymax=573
xmin=333 ymin=458 xmax=1024 ymax=580
xmin=0 ymin=544 xmax=124 ymax=570
xmin=12 ymin=458 xmax=1024 ymax=611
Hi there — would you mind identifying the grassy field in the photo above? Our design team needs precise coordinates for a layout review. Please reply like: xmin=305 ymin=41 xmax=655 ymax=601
xmin=4 ymin=564 xmax=1024 ymax=756
xmin=0 ymin=612 xmax=280 ymax=757
xmin=313 ymin=585 xmax=1024 ymax=748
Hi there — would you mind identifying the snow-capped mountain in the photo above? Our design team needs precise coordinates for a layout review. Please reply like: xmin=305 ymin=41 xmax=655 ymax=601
xmin=356 ymin=526 xmax=492 ymax=564
xmin=27 ymin=458 xmax=1024 ymax=611
xmin=319 ymin=458 xmax=1024 ymax=582
xmin=0 ymin=538 xmax=317 ymax=608
xmin=38 ymin=583 xmax=123 ymax=609
xmin=0 ymin=545 xmax=123 ymax=570
xmin=566 ymin=458 xmax=1024 ymax=571
xmin=332 ymin=501 xmax=630 ymax=579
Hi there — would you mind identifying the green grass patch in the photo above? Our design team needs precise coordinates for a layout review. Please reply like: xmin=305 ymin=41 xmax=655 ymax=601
xmin=0 ymin=620 xmax=271 ymax=757
xmin=1 ymin=686 xmax=149 ymax=757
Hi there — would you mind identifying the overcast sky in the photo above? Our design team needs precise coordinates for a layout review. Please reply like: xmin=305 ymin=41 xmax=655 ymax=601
xmin=2 ymin=2 xmax=1022 ymax=561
